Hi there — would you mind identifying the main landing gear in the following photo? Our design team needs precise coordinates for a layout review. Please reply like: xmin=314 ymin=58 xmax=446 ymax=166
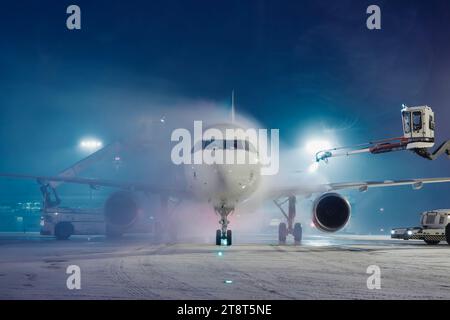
xmin=215 ymin=205 xmax=234 ymax=246
xmin=274 ymin=196 xmax=302 ymax=245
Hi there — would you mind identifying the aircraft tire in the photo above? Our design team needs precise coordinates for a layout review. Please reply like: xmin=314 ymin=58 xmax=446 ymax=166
xmin=216 ymin=229 xmax=222 ymax=245
xmin=293 ymin=223 xmax=302 ymax=243
xmin=226 ymin=230 xmax=232 ymax=246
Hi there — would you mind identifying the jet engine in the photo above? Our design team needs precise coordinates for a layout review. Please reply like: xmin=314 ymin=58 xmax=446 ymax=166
xmin=104 ymin=191 xmax=140 ymax=235
xmin=312 ymin=193 xmax=351 ymax=232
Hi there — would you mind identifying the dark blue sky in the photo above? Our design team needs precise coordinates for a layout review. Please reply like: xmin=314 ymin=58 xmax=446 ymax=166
xmin=1 ymin=0 xmax=450 ymax=230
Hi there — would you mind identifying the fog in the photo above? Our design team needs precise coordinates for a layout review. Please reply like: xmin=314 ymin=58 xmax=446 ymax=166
xmin=1 ymin=0 xmax=450 ymax=238
xmin=3 ymin=89 xmax=332 ymax=240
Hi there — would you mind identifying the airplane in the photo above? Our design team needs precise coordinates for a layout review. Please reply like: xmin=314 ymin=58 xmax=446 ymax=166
xmin=1 ymin=99 xmax=450 ymax=246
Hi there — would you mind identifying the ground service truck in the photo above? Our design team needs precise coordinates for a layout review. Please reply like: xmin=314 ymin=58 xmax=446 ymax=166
xmin=391 ymin=209 xmax=450 ymax=245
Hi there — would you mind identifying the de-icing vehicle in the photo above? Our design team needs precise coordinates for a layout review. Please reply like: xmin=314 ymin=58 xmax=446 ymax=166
xmin=315 ymin=105 xmax=450 ymax=163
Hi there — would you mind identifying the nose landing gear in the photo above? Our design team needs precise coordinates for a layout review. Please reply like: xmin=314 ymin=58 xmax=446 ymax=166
xmin=215 ymin=205 xmax=234 ymax=246
xmin=274 ymin=196 xmax=303 ymax=245
xmin=216 ymin=229 xmax=232 ymax=246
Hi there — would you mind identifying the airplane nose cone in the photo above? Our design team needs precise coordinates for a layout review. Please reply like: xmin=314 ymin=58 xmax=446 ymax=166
xmin=186 ymin=162 xmax=260 ymax=203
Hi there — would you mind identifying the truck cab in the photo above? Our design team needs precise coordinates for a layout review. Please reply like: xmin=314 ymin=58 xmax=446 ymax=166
xmin=421 ymin=209 xmax=450 ymax=229
xmin=391 ymin=209 xmax=450 ymax=245
xmin=402 ymin=105 xmax=435 ymax=149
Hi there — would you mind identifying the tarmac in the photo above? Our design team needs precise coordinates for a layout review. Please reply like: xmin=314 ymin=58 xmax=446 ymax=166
xmin=0 ymin=233 xmax=449 ymax=299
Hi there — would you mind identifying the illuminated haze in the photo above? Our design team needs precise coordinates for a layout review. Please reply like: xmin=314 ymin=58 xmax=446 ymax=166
xmin=1 ymin=0 xmax=450 ymax=236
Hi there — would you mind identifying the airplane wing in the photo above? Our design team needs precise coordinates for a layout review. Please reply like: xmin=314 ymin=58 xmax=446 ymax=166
xmin=0 ymin=173 xmax=187 ymax=197
xmin=2 ymin=172 xmax=450 ymax=200
xmin=266 ymin=177 xmax=450 ymax=199
xmin=50 ymin=141 xmax=123 ymax=188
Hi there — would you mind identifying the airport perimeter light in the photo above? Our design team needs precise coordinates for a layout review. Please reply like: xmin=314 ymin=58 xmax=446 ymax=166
xmin=305 ymin=139 xmax=332 ymax=156
xmin=79 ymin=138 xmax=103 ymax=151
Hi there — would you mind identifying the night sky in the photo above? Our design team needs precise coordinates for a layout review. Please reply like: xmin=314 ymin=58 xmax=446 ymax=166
xmin=1 ymin=0 xmax=450 ymax=232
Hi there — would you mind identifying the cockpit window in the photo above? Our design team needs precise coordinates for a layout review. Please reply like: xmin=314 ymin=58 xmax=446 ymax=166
xmin=403 ymin=112 xmax=411 ymax=134
xmin=202 ymin=139 xmax=215 ymax=149
xmin=243 ymin=140 xmax=256 ymax=152
xmin=225 ymin=140 xmax=240 ymax=150
xmin=191 ymin=139 xmax=257 ymax=153
xmin=412 ymin=111 xmax=422 ymax=131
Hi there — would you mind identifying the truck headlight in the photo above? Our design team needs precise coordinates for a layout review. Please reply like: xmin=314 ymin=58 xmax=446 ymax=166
xmin=391 ymin=230 xmax=395 ymax=235
xmin=407 ymin=230 xmax=413 ymax=236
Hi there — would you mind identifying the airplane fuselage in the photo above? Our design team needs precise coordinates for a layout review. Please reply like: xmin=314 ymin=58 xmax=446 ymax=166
xmin=184 ymin=123 xmax=261 ymax=211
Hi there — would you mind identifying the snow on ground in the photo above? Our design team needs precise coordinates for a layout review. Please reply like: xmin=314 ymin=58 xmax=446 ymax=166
xmin=0 ymin=233 xmax=449 ymax=299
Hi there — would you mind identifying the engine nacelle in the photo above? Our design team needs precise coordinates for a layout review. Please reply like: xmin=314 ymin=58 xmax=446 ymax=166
xmin=312 ymin=193 xmax=351 ymax=232
xmin=104 ymin=191 xmax=140 ymax=230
